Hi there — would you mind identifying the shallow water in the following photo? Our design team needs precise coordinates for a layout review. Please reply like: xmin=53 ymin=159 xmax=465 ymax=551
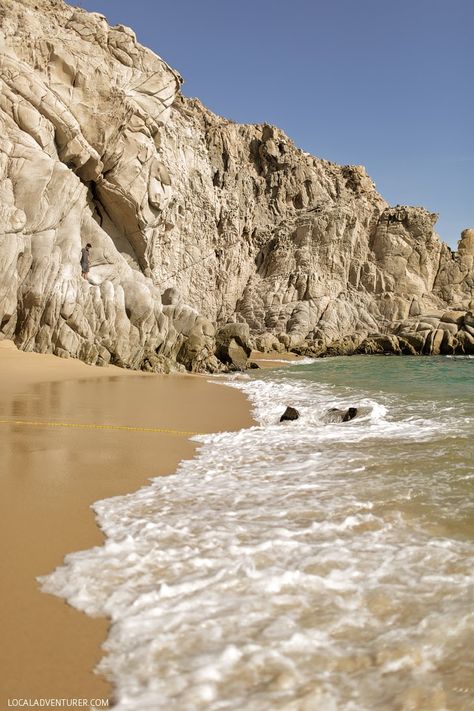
xmin=41 ymin=356 xmax=474 ymax=710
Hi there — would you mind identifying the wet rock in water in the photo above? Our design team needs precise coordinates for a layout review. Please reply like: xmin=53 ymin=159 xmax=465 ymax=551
xmin=342 ymin=407 xmax=358 ymax=422
xmin=280 ymin=406 xmax=299 ymax=422
xmin=327 ymin=407 xmax=358 ymax=422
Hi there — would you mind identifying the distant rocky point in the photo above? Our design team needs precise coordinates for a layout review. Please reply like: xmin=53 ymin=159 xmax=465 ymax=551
xmin=0 ymin=0 xmax=472 ymax=370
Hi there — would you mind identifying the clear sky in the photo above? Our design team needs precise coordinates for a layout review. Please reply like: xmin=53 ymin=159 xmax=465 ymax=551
xmin=75 ymin=0 xmax=473 ymax=249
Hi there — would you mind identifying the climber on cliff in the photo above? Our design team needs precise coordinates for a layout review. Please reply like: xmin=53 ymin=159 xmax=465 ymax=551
xmin=80 ymin=243 xmax=92 ymax=279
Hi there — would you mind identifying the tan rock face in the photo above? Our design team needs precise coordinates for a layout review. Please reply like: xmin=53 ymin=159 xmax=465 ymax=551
xmin=0 ymin=0 xmax=472 ymax=367
xmin=0 ymin=0 xmax=213 ymax=370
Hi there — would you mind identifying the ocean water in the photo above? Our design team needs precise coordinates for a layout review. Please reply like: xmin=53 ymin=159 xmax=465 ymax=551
xmin=41 ymin=356 xmax=474 ymax=711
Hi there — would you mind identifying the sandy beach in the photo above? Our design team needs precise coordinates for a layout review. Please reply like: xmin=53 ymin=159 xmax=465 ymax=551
xmin=0 ymin=341 xmax=254 ymax=707
xmin=249 ymin=351 xmax=302 ymax=368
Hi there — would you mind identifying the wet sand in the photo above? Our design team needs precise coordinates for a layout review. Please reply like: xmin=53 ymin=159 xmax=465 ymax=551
xmin=0 ymin=341 xmax=254 ymax=706
xmin=249 ymin=350 xmax=304 ymax=369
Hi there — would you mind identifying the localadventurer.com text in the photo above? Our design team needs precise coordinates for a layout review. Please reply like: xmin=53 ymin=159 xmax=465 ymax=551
xmin=8 ymin=700 xmax=109 ymax=708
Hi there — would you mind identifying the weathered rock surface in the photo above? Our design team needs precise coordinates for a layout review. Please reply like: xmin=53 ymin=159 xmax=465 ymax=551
xmin=215 ymin=323 xmax=252 ymax=370
xmin=0 ymin=0 xmax=218 ymax=370
xmin=391 ymin=310 xmax=474 ymax=356
xmin=294 ymin=309 xmax=474 ymax=358
xmin=0 ymin=0 xmax=473 ymax=369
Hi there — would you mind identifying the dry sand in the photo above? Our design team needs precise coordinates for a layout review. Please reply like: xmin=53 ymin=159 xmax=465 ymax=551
xmin=0 ymin=341 xmax=254 ymax=707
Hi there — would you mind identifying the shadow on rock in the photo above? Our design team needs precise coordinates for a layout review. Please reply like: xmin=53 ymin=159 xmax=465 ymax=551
xmin=325 ymin=407 xmax=358 ymax=423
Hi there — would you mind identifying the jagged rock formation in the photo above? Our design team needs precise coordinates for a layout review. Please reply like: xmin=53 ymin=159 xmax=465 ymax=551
xmin=0 ymin=0 xmax=219 ymax=371
xmin=215 ymin=323 xmax=252 ymax=371
xmin=0 ymin=0 xmax=473 ymax=369
xmin=362 ymin=309 xmax=474 ymax=356
xmin=293 ymin=308 xmax=474 ymax=358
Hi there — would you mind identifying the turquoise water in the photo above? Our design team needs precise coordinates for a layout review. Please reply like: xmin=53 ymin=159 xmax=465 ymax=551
xmin=42 ymin=355 xmax=474 ymax=710
xmin=258 ymin=356 xmax=474 ymax=540
xmin=282 ymin=354 xmax=474 ymax=401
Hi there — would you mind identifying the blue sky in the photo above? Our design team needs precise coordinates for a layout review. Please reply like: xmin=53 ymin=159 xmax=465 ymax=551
xmin=75 ymin=0 xmax=473 ymax=249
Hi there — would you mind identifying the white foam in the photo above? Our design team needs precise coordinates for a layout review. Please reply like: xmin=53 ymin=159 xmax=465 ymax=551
xmin=252 ymin=357 xmax=316 ymax=365
xmin=40 ymin=369 xmax=474 ymax=710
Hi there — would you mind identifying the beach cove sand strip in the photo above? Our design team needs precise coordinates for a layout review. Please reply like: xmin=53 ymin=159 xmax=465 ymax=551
xmin=0 ymin=340 xmax=254 ymax=706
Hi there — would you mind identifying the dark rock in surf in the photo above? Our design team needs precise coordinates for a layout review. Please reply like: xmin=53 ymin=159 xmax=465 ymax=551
xmin=342 ymin=407 xmax=358 ymax=422
xmin=327 ymin=407 xmax=358 ymax=422
xmin=280 ymin=406 xmax=300 ymax=422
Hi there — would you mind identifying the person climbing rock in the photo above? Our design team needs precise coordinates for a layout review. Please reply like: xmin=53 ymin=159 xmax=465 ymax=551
xmin=80 ymin=243 xmax=92 ymax=279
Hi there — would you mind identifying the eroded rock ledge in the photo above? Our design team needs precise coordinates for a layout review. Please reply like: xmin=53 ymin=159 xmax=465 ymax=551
xmin=0 ymin=0 xmax=472 ymax=370
xmin=291 ymin=309 xmax=474 ymax=358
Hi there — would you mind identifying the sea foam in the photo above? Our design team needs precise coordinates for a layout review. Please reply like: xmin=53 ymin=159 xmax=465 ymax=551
xmin=40 ymin=366 xmax=474 ymax=710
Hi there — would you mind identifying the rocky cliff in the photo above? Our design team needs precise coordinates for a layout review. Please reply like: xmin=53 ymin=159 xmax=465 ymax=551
xmin=1 ymin=0 xmax=473 ymax=370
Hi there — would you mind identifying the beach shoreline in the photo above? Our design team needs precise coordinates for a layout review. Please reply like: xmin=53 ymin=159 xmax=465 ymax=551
xmin=0 ymin=341 xmax=254 ymax=707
